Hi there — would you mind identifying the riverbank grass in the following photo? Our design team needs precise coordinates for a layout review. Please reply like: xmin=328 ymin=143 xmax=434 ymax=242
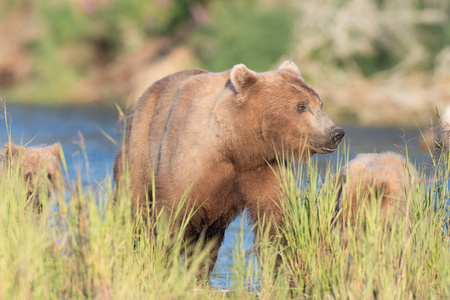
xmin=0 ymin=147 xmax=449 ymax=299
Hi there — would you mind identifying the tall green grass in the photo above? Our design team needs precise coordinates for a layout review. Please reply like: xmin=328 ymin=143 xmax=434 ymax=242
xmin=0 ymin=152 xmax=215 ymax=299
xmin=273 ymin=151 xmax=450 ymax=299
xmin=1 ymin=144 xmax=449 ymax=298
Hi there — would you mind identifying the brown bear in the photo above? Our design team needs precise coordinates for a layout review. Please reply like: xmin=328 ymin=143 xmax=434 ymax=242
xmin=334 ymin=152 xmax=418 ymax=226
xmin=114 ymin=61 xmax=345 ymax=275
xmin=2 ymin=143 xmax=63 ymax=210
xmin=419 ymin=105 xmax=450 ymax=156
xmin=442 ymin=105 xmax=450 ymax=152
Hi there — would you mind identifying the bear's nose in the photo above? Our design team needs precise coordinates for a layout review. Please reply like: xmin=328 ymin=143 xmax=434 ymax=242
xmin=330 ymin=128 xmax=345 ymax=144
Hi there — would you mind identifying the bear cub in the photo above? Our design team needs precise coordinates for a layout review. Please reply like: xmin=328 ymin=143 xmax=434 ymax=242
xmin=2 ymin=143 xmax=63 ymax=210
xmin=335 ymin=152 xmax=418 ymax=226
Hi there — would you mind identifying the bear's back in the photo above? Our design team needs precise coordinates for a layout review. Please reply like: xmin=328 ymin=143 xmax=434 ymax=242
xmin=126 ymin=68 xmax=240 ymax=203
xmin=128 ymin=69 xmax=209 ymax=172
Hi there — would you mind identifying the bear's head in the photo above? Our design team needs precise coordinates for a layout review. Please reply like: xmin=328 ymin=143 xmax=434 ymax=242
xmin=5 ymin=143 xmax=63 ymax=209
xmin=230 ymin=61 xmax=344 ymax=160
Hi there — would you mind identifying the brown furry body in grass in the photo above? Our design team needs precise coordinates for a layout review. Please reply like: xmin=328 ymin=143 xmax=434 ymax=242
xmin=441 ymin=105 xmax=450 ymax=151
xmin=419 ymin=105 xmax=450 ymax=155
xmin=114 ymin=61 xmax=344 ymax=275
xmin=335 ymin=152 xmax=418 ymax=226
xmin=2 ymin=143 xmax=63 ymax=210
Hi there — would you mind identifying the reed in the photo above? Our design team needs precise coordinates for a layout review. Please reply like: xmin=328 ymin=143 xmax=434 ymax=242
xmin=0 ymin=143 xmax=449 ymax=299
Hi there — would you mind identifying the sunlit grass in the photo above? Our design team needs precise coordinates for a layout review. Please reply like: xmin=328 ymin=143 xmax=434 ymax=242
xmin=0 ymin=150 xmax=216 ymax=299
xmin=272 ymin=150 xmax=450 ymax=299
xmin=0 ymin=141 xmax=449 ymax=298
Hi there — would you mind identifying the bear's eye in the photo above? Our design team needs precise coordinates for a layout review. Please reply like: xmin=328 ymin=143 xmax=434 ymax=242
xmin=47 ymin=174 xmax=52 ymax=181
xmin=296 ymin=103 xmax=307 ymax=112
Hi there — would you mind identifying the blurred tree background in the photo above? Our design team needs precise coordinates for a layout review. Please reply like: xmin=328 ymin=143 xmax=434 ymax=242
xmin=0 ymin=0 xmax=449 ymax=126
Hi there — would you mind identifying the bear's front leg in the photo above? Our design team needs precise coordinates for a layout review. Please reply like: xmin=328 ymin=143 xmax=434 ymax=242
xmin=238 ymin=161 xmax=285 ymax=273
xmin=238 ymin=161 xmax=283 ymax=239
xmin=184 ymin=222 xmax=227 ymax=281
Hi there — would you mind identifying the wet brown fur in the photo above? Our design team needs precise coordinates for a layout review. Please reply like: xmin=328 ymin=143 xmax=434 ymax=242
xmin=114 ymin=61 xmax=344 ymax=275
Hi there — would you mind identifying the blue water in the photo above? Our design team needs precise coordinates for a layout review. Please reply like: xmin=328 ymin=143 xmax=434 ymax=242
xmin=0 ymin=104 xmax=440 ymax=288
xmin=1 ymin=104 xmax=119 ymax=182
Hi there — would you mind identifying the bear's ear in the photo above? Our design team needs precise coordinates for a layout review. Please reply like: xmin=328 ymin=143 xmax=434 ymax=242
xmin=5 ymin=143 xmax=20 ymax=158
xmin=278 ymin=60 xmax=304 ymax=80
xmin=230 ymin=64 xmax=258 ymax=96
xmin=46 ymin=143 xmax=61 ymax=160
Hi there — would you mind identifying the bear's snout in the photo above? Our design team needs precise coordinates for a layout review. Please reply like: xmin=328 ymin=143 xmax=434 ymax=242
xmin=329 ymin=128 xmax=345 ymax=145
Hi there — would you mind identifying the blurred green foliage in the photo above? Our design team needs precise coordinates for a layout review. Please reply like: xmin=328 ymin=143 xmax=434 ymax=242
xmin=192 ymin=0 xmax=295 ymax=72
xmin=294 ymin=0 xmax=450 ymax=76
xmin=1 ymin=0 xmax=449 ymax=104
xmin=3 ymin=0 xmax=205 ymax=103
